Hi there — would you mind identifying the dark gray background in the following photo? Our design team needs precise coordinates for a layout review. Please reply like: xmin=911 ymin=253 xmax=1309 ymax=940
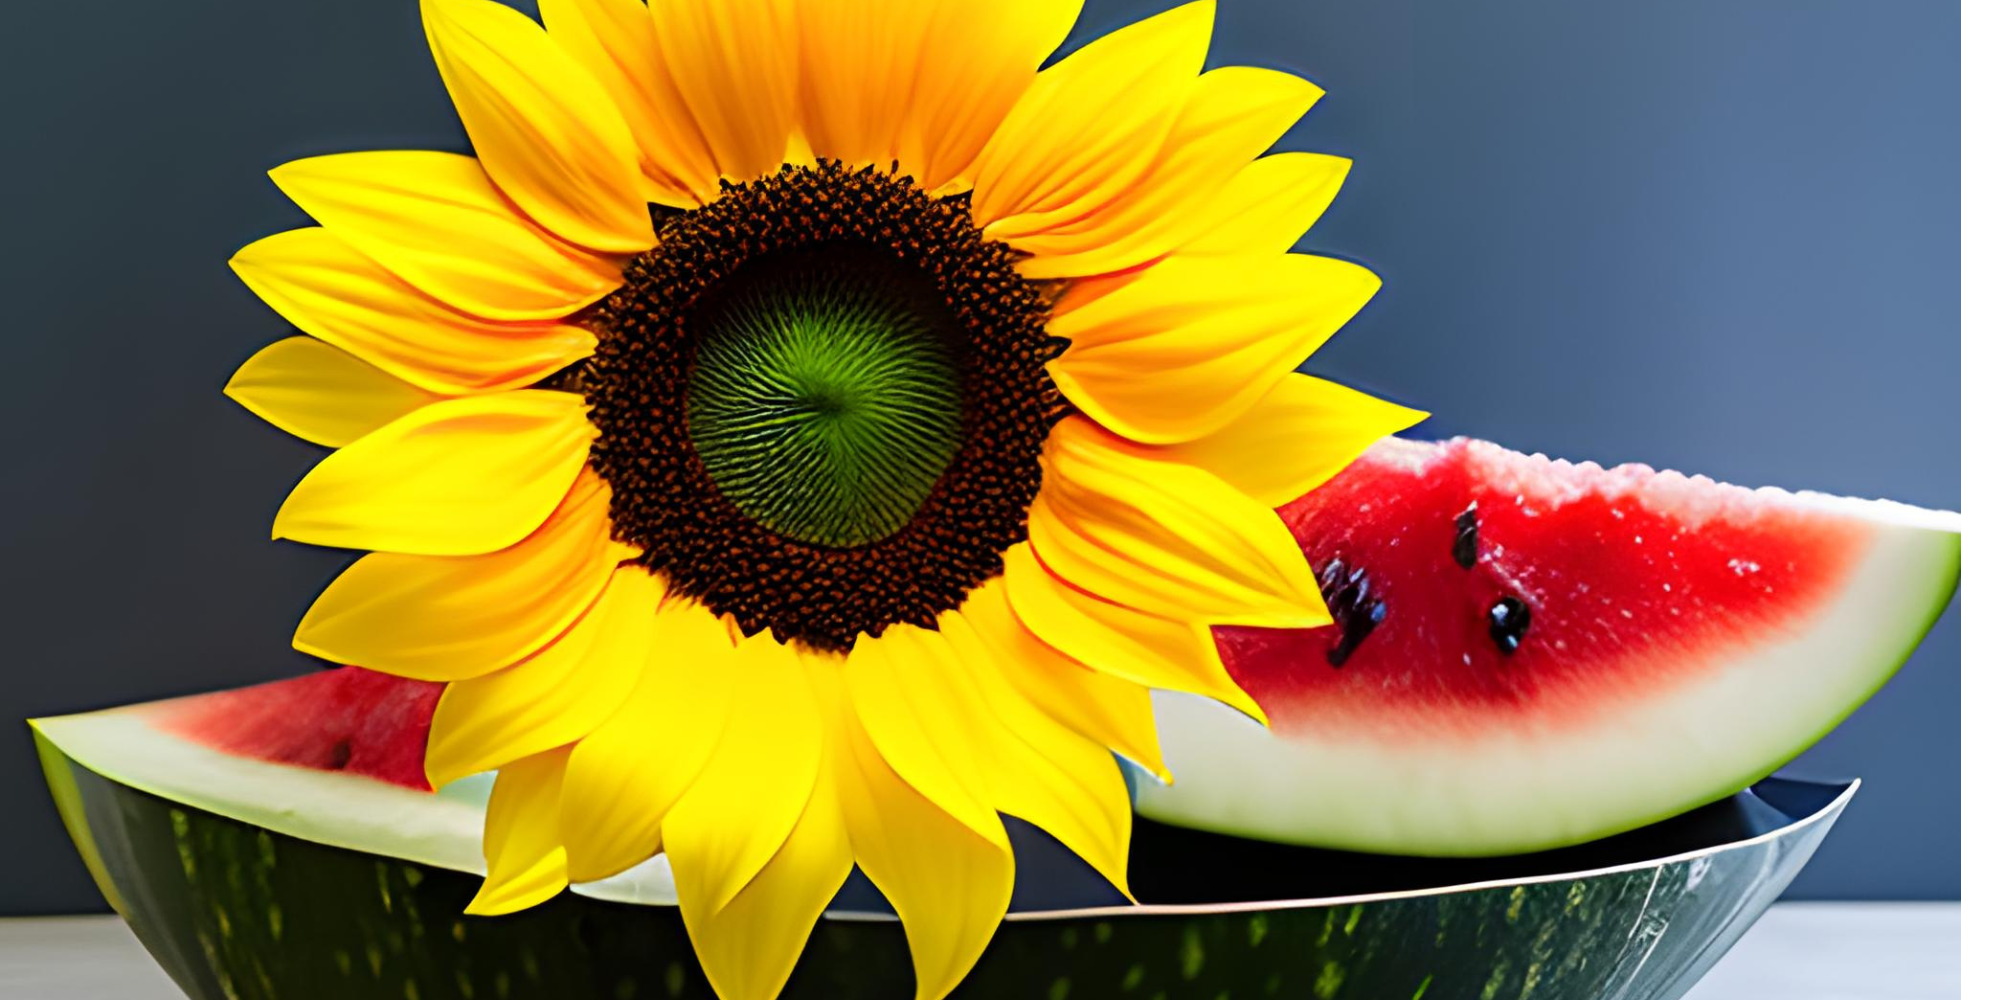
xmin=1 ymin=0 xmax=1957 ymax=914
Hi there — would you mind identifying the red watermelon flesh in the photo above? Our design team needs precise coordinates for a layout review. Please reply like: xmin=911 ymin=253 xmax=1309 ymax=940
xmin=1233 ymin=438 xmax=1868 ymax=738
xmin=1136 ymin=437 xmax=1959 ymax=856
xmin=151 ymin=667 xmax=442 ymax=791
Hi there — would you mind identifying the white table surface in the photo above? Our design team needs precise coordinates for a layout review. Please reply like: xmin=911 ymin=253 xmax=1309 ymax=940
xmin=0 ymin=902 xmax=1958 ymax=999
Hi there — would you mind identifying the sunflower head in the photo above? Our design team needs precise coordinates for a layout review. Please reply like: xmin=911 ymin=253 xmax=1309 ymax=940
xmin=222 ymin=1 xmax=1424 ymax=999
xmin=585 ymin=161 xmax=1065 ymax=649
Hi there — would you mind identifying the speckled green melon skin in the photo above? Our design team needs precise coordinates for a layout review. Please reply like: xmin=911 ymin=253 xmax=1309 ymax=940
xmin=43 ymin=743 xmax=1848 ymax=1000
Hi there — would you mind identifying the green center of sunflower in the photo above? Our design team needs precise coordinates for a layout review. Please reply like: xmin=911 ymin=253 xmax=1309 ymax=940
xmin=580 ymin=161 xmax=1066 ymax=650
xmin=685 ymin=247 xmax=965 ymax=548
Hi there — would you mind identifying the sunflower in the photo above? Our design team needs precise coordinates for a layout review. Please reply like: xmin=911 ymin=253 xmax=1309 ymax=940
xmin=222 ymin=0 xmax=1421 ymax=997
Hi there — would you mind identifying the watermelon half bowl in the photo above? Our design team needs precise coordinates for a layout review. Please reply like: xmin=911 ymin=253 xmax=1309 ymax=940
xmin=36 ymin=698 xmax=1853 ymax=1000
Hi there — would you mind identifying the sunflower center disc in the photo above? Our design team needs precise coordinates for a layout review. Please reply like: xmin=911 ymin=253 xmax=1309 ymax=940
xmin=582 ymin=161 xmax=1065 ymax=650
xmin=686 ymin=247 xmax=966 ymax=548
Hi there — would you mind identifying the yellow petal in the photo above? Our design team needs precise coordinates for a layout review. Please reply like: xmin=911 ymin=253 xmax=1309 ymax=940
xmin=843 ymin=624 xmax=1007 ymax=848
xmin=295 ymin=469 xmax=628 ymax=680
xmin=230 ymin=228 xmax=595 ymax=395
xmin=799 ymin=0 xmax=1081 ymax=189
xmin=466 ymin=744 xmax=571 ymax=915
xmin=1150 ymin=373 xmax=1427 ymax=507
xmin=896 ymin=0 xmax=1082 ymax=191
xmin=274 ymin=390 xmax=591 ymax=556
xmin=224 ymin=336 xmax=450 ymax=448
xmin=1032 ymin=418 xmax=1329 ymax=629
xmin=1046 ymin=252 xmax=1381 ymax=444
xmin=1002 ymin=542 xmax=1264 ymax=723
xmin=661 ymin=631 xmax=823 ymax=917
xmin=679 ymin=742 xmax=849 ymax=1000
xmin=269 ymin=151 xmax=624 ymax=321
xmin=1049 ymin=265 xmax=1150 ymax=320
xmin=540 ymin=0 xmax=719 ymax=205
xmin=421 ymin=0 xmax=653 ymax=252
xmin=796 ymin=0 xmax=929 ymax=170
xmin=425 ymin=565 xmax=661 ymax=786
xmin=1011 ymin=66 xmax=1323 ymax=279
xmin=650 ymin=0 xmax=801 ymax=183
xmin=561 ymin=599 xmax=737 ymax=881
xmin=973 ymin=2 xmax=1211 ymax=239
xmin=1179 ymin=152 xmax=1352 ymax=257
xmin=830 ymin=680 xmax=1013 ymax=1000
xmin=936 ymin=612 xmax=1134 ymax=898
xmin=957 ymin=578 xmax=1165 ymax=777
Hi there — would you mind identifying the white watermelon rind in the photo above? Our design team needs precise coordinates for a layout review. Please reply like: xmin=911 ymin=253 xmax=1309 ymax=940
xmin=29 ymin=708 xmax=490 ymax=873
xmin=1135 ymin=501 xmax=1958 ymax=857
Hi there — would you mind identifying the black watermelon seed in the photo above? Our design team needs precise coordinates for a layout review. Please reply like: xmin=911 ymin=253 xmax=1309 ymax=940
xmin=1488 ymin=596 xmax=1531 ymax=655
xmin=1318 ymin=557 xmax=1386 ymax=668
xmin=1452 ymin=503 xmax=1479 ymax=569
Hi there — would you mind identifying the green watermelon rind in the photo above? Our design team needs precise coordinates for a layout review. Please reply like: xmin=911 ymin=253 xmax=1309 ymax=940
xmin=34 ymin=730 xmax=127 ymax=917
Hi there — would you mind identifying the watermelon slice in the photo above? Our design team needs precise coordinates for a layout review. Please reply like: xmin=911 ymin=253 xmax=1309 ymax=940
xmin=30 ymin=666 xmax=695 ymax=905
xmin=30 ymin=668 xmax=486 ymax=876
xmin=1134 ymin=437 xmax=1959 ymax=855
